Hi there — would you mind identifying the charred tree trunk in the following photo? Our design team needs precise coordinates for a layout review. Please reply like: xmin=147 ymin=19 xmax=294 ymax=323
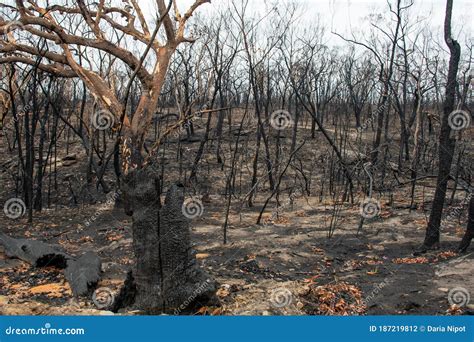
xmin=409 ymin=78 xmax=423 ymax=210
xmin=215 ymin=91 xmax=226 ymax=164
xmin=122 ymin=166 xmax=217 ymax=314
xmin=458 ymin=196 xmax=474 ymax=253
xmin=190 ymin=112 xmax=213 ymax=182
xmin=0 ymin=0 xmax=213 ymax=316
xmin=354 ymin=108 xmax=362 ymax=128
xmin=372 ymin=78 xmax=391 ymax=164
xmin=420 ymin=0 xmax=461 ymax=250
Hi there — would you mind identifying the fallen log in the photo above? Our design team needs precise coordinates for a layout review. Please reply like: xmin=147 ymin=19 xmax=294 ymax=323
xmin=0 ymin=232 xmax=101 ymax=297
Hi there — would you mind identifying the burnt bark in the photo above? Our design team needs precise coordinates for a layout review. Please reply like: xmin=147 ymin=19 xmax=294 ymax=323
xmin=458 ymin=196 xmax=474 ymax=253
xmin=0 ymin=233 xmax=101 ymax=296
xmin=421 ymin=0 xmax=461 ymax=249
xmin=122 ymin=169 xmax=217 ymax=314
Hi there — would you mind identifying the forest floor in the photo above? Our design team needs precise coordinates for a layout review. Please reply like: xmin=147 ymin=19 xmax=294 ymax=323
xmin=1 ymin=187 xmax=472 ymax=316
xmin=1 ymin=122 xmax=473 ymax=316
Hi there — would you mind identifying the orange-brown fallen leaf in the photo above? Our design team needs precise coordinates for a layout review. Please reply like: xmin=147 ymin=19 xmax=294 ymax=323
xmin=413 ymin=219 xmax=427 ymax=225
xmin=216 ymin=288 xmax=230 ymax=298
xmin=393 ymin=257 xmax=429 ymax=264
xmin=196 ymin=306 xmax=209 ymax=315
xmin=107 ymin=233 xmax=124 ymax=242
xmin=300 ymin=282 xmax=366 ymax=315
xmin=447 ymin=305 xmax=463 ymax=315
xmin=211 ymin=308 xmax=223 ymax=315
xmin=312 ymin=248 xmax=325 ymax=254
xmin=196 ymin=253 xmax=210 ymax=260
xmin=10 ymin=284 xmax=25 ymax=290
xmin=379 ymin=211 xmax=392 ymax=219
xmin=303 ymin=275 xmax=321 ymax=285
xmin=78 ymin=236 xmax=93 ymax=243
xmin=30 ymin=283 xmax=72 ymax=298
xmin=295 ymin=210 xmax=307 ymax=217
xmin=274 ymin=216 xmax=290 ymax=224
xmin=436 ymin=251 xmax=458 ymax=260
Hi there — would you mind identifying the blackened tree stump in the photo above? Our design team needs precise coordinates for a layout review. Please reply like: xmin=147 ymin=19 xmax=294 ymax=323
xmin=121 ymin=166 xmax=217 ymax=314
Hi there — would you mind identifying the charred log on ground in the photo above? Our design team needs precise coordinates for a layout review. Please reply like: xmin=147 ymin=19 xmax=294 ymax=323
xmin=0 ymin=232 xmax=101 ymax=296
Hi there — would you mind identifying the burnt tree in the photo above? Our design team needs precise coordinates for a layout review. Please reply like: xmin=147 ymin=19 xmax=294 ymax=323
xmin=458 ymin=196 xmax=474 ymax=253
xmin=420 ymin=0 xmax=461 ymax=250
xmin=0 ymin=0 xmax=217 ymax=313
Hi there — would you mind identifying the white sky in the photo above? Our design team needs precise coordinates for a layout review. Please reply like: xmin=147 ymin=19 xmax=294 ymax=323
xmin=163 ymin=0 xmax=472 ymax=42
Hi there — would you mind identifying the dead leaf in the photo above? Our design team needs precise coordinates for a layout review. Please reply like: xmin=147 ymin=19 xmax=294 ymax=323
xmin=196 ymin=306 xmax=209 ymax=315
xmin=393 ymin=257 xmax=429 ymax=264
xmin=107 ymin=233 xmax=124 ymax=242
xmin=274 ymin=216 xmax=290 ymax=224
xmin=78 ymin=236 xmax=93 ymax=243
xmin=436 ymin=251 xmax=457 ymax=260
xmin=30 ymin=283 xmax=72 ymax=298
xmin=295 ymin=210 xmax=307 ymax=217
xmin=211 ymin=308 xmax=222 ymax=315
xmin=196 ymin=253 xmax=210 ymax=260
xmin=447 ymin=305 xmax=463 ymax=315
xmin=217 ymin=288 xmax=230 ymax=298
